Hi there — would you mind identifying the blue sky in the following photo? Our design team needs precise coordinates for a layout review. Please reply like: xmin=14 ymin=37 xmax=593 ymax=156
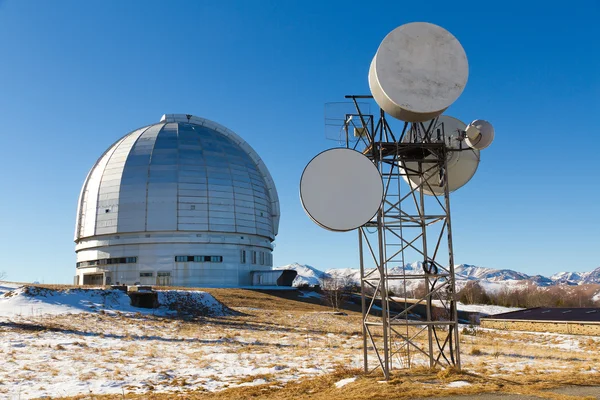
xmin=0 ymin=1 xmax=598 ymax=283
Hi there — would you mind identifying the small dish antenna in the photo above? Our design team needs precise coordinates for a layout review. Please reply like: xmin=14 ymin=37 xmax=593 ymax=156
xmin=299 ymin=148 xmax=383 ymax=232
xmin=368 ymin=22 xmax=469 ymax=122
xmin=465 ymin=119 xmax=495 ymax=150
xmin=400 ymin=116 xmax=480 ymax=196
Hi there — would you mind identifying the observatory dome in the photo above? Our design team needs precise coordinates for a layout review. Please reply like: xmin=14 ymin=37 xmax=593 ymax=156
xmin=74 ymin=114 xmax=280 ymax=287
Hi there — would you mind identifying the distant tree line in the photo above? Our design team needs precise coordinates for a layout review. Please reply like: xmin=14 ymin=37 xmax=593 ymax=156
xmin=319 ymin=275 xmax=359 ymax=311
xmin=307 ymin=274 xmax=600 ymax=310
xmin=457 ymin=281 xmax=600 ymax=308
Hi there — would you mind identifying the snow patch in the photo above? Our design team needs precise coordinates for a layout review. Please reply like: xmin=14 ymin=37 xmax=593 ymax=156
xmin=454 ymin=303 xmax=522 ymax=316
xmin=298 ymin=291 xmax=322 ymax=299
xmin=447 ymin=380 xmax=471 ymax=388
xmin=0 ymin=286 xmax=231 ymax=318
xmin=335 ymin=377 xmax=357 ymax=388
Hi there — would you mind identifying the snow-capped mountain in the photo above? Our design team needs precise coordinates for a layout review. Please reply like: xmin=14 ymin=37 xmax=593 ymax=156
xmin=582 ymin=267 xmax=600 ymax=284
xmin=550 ymin=267 xmax=600 ymax=285
xmin=275 ymin=263 xmax=600 ymax=292
xmin=454 ymin=264 xmax=529 ymax=282
xmin=550 ymin=271 xmax=584 ymax=285
xmin=273 ymin=263 xmax=326 ymax=287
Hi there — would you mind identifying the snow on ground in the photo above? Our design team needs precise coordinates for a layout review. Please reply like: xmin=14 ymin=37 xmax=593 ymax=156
xmin=391 ymin=298 xmax=522 ymax=317
xmin=0 ymin=286 xmax=135 ymax=317
xmin=476 ymin=327 xmax=600 ymax=353
xmin=298 ymin=291 xmax=323 ymax=299
xmin=0 ymin=283 xmax=598 ymax=398
xmin=0 ymin=282 xmax=21 ymax=295
xmin=446 ymin=380 xmax=471 ymax=388
xmin=454 ymin=303 xmax=522 ymax=316
xmin=0 ymin=285 xmax=364 ymax=399
xmin=0 ymin=315 xmax=314 ymax=398
xmin=0 ymin=285 xmax=230 ymax=318
xmin=0 ymin=311 xmax=363 ymax=399
xmin=334 ymin=376 xmax=357 ymax=388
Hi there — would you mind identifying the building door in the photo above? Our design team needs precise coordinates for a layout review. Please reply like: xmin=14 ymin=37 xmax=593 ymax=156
xmin=83 ymin=274 xmax=103 ymax=285
xmin=139 ymin=272 xmax=154 ymax=285
xmin=156 ymin=272 xmax=171 ymax=286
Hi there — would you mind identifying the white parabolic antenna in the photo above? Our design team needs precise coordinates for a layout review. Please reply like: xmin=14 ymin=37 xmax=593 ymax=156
xmin=300 ymin=148 xmax=384 ymax=232
xmin=368 ymin=22 xmax=469 ymax=122
xmin=465 ymin=119 xmax=495 ymax=150
xmin=400 ymin=116 xmax=480 ymax=196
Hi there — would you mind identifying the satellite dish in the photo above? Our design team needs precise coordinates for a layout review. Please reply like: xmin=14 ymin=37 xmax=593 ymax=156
xmin=400 ymin=116 xmax=480 ymax=196
xmin=368 ymin=22 xmax=469 ymax=122
xmin=465 ymin=119 xmax=495 ymax=150
xmin=300 ymin=148 xmax=383 ymax=232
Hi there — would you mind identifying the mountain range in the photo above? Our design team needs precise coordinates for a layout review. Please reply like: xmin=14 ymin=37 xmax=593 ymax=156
xmin=274 ymin=263 xmax=600 ymax=293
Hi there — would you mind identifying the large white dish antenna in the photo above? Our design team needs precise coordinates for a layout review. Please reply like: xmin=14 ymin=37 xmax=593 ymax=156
xmin=369 ymin=22 xmax=469 ymax=122
xmin=300 ymin=148 xmax=384 ymax=232
xmin=401 ymin=116 xmax=479 ymax=196
xmin=465 ymin=119 xmax=495 ymax=150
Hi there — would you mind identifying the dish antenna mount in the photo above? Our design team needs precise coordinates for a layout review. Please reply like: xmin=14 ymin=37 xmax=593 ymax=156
xmin=300 ymin=22 xmax=496 ymax=378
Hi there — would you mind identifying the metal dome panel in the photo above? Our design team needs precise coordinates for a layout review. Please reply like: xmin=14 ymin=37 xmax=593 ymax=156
xmin=75 ymin=115 xmax=280 ymax=242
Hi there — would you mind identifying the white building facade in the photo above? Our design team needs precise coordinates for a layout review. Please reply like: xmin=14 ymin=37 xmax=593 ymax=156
xmin=74 ymin=114 xmax=280 ymax=287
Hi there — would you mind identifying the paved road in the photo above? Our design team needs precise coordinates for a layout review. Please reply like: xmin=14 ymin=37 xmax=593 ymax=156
xmin=413 ymin=385 xmax=600 ymax=399
xmin=550 ymin=386 xmax=600 ymax=398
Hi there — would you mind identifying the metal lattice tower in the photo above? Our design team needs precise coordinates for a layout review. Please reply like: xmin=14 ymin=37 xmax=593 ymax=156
xmin=344 ymin=95 xmax=461 ymax=378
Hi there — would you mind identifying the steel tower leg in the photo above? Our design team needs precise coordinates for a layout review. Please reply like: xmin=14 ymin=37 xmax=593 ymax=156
xmin=347 ymin=96 xmax=460 ymax=378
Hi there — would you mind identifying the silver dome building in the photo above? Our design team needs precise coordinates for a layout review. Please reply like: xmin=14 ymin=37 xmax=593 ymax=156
xmin=74 ymin=114 xmax=280 ymax=287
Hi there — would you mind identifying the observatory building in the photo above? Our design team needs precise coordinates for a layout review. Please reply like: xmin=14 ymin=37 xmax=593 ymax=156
xmin=74 ymin=114 xmax=280 ymax=287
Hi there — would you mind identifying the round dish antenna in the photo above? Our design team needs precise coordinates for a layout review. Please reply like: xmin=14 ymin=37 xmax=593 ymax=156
xmin=400 ymin=116 xmax=479 ymax=195
xmin=368 ymin=22 xmax=469 ymax=122
xmin=465 ymin=119 xmax=495 ymax=150
xmin=300 ymin=148 xmax=384 ymax=232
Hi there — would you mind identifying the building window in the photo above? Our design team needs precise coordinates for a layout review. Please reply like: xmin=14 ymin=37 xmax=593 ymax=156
xmin=240 ymin=250 xmax=246 ymax=264
xmin=76 ymin=257 xmax=137 ymax=268
xmin=140 ymin=272 xmax=153 ymax=277
xmin=260 ymin=251 xmax=265 ymax=265
xmin=157 ymin=272 xmax=170 ymax=277
xmin=174 ymin=255 xmax=223 ymax=263
xmin=251 ymin=251 xmax=257 ymax=264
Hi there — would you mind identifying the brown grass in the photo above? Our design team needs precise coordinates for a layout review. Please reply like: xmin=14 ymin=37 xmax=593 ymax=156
xmin=4 ymin=288 xmax=599 ymax=400
xmin=55 ymin=367 xmax=600 ymax=399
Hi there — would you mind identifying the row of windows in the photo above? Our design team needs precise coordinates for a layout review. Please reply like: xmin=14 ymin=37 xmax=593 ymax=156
xmin=77 ymin=257 xmax=137 ymax=268
xmin=240 ymin=250 xmax=271 ymax=266
xmin=174 ymin=255 xmax=223 ymax=263
xmin=139 ymin=272 xmax=171 ymax=277
xmin=77 ymin=252 xmax=270 ymax=268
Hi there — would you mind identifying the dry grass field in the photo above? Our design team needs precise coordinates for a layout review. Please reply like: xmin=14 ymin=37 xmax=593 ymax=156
xmin=0 ymin=287 xmax=599 ymax=399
